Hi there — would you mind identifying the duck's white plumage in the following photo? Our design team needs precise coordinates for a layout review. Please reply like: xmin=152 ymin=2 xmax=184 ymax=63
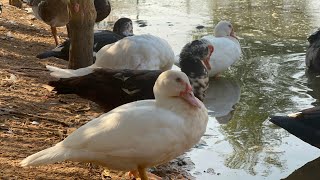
xmin=171 ymin=64 xmax=181 ymax=71
xmin=202 ymin=21 xmax=241 ymax=77
xmin=95 ymin=34 xmax=175 ymax=70
xmin=46 ymin=34 xmax=175 ymax=79
xmin=20 ymin=70 xmax=208 ymax=176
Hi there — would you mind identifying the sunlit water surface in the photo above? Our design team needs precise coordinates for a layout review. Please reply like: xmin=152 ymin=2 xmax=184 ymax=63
xmin=98 ymin=0 xmax=320 ymax=179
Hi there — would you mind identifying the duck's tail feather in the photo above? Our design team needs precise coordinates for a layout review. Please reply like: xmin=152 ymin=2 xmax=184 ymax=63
xmin=269 ymin=115 xmax=297 ymax=130
xmin=36 ymin=51 xmax=67 ymax=60
xmin=20 ymin=145 xmax=70 ymax=167
xmin=46 ymin=65 xmax=95 ymax=78
xmin=269 ymin=115 xmax=320 ymax=148
xmin=48 ymin=79 xmax=77 ymax=94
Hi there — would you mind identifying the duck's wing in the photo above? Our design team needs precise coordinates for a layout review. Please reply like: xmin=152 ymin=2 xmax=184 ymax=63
xmin=269 ymin=106 xmax=320 ymax=148
xmin=95 ymin=35 xmax=174 ymax=70
xmin=62 ymin=103 xmax=185 ymax=158
xmin=48 ymin=69 xmax=161 ymax=110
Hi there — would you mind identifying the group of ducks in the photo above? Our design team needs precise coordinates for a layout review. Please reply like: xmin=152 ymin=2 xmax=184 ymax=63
xmin=20 ymin=1 xmax=242 ymax=179
xmin=18 ymin=0 xmax=320 ymax=178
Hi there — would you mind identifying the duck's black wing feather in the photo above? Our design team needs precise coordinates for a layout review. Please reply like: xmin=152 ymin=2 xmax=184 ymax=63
xmin=270 ymin=106 xmax=320 ymax=148
xmin=49 ymin=68 xmax=162 ymax=110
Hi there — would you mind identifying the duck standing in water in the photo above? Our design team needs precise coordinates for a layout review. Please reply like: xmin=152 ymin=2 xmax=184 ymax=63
xmin=47 ymin=39 xmax=212 ymax=110
xmin=201 ymin=20 xmax=242 ymax=78
xmin=20 ymin=70 xmax=209 ymax=180
xmin=27 ymin=0 xmax=111 ymax=45
xmin=306 ymin=29 xmax=320 ymax=72
xmin=36 ymin=18 xmax=133 ymax=61
xmin=269 ymin=107 xmax=320 ymax=149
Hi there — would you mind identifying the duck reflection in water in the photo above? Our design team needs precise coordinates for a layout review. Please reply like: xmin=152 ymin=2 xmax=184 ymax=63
xmin=204 ymin=78 xmax=241 ymax=124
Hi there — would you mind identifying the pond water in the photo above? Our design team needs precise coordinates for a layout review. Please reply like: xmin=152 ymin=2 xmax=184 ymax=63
xmin=99 ymin=0 xmax=320 ymax=179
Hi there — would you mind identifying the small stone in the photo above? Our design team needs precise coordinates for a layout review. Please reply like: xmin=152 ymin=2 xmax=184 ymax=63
xmin=196 ymin=25 xmax=205 ymax=29
xmin=27 ymin=14 xmax=36 ymax=20
xmin=177 ymin=160 xmax=187 ymax=166
xmin=7 ymin=129 xmax=13 ymax=134
xmin=8 ymin=20 xmax=17 ymax=25
xmin=31 ymin=121 xmax=39 ymax=125
xmin=25 ymin=7 xmax=33 ymax=14
xmin=193 ymin=171 xmax=201 ymax=175
xmin=206 ymin=168 xmax=215 ymax=175
xmin=6 ymin=31 xmax=14 ymax=38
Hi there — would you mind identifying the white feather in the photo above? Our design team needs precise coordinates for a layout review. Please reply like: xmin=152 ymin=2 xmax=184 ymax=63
xmin=20 ymin=145 xmax=70 ymax=167
xmin=46 ymin=65 xmax=96 ymax=78
xmin=171 ymin=64 xmax=181 ymax=71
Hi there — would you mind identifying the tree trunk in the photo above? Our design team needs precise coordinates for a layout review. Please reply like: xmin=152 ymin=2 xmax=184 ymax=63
xmin=68 ymin=0 xmax=96 ymax=69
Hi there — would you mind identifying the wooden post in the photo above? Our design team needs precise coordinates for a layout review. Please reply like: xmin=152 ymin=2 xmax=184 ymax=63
xmin=68 ymin=0 xmax=96 ymax=69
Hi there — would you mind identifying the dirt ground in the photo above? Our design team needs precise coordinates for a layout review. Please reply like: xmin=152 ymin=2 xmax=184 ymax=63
xmin=0 ymin=1 xmax=193 ymax=179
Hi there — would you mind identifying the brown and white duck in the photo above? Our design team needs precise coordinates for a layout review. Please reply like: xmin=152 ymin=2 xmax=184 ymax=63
xmin=27 ymin=0 xmax=111 ymax=45
xmin=36 ymin=17 xmax=133 ymax=61
xmin=47 ymin=39 xmax=213 ymax=110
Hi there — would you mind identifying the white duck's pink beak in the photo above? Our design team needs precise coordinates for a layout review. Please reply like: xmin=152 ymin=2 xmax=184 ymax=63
xmin=230 ymin=29 xmax=238 ymax=40
xmin=203 ymin=45 xmax=214 ymax=70
xmin=179 ymin=83 xmax=201 ymax=108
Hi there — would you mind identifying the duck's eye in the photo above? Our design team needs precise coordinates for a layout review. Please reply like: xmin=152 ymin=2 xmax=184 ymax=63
xmin=176 ymin=77 xmax=182 ymax=83
xmin=228 ymin=24 xmax=232 ymax=28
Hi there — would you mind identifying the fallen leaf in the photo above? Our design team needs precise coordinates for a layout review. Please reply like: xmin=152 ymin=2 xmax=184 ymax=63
xmin=42 ymin=84 xmax=55 ymax=92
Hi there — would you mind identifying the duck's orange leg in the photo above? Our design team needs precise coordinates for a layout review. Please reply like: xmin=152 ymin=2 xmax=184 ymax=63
xmin=128 ymin=167 xmax=162 ymax=180
xmin=50 ymin=26 xmax=59 ymax=46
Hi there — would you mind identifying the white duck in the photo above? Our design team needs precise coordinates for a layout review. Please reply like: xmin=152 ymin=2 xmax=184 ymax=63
xmin=20 ymin=70 xmax=208 ymax=180
xmin=202 ymin=21 xmax=242 ymax=78
xmin=46 ymin=34 xmax=175 ymax=78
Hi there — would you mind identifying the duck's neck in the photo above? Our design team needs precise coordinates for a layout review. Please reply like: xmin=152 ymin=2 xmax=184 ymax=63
xmin=155 ymin=96 xmax=208 ymax=144
xmin=180 ymin=60 xmax=209 ymax=101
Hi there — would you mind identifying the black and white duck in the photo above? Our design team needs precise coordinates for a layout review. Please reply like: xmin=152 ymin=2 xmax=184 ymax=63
xmin=36 ymin=17 xmax=133 ymax=61
xmin=27 ymin=0 xmax=111 ymax=46
xmin=47 ymin=39 xmax=212 ymax=110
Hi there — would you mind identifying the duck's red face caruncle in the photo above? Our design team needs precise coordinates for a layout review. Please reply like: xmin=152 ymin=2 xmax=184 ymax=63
xmin=177 ymin=78 xmax=201 ymax=108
